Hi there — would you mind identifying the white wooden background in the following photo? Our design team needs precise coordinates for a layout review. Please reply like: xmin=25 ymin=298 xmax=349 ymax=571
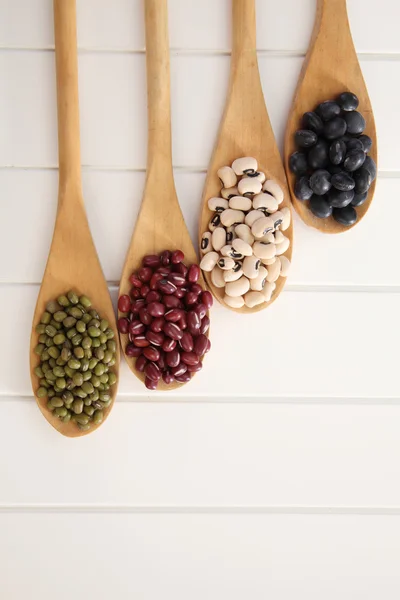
xmin=1 ymin=1 xmax=400 ymax=598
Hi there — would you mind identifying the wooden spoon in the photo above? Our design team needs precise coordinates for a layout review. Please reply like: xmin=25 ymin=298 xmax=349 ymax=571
xmin=29 ymin=0 xmax=119 ymax=437
xmin=284 ymin=0 xmax=377 ymax=234
xmin=198 ymin=0 xmax=293 ymax=314
xmin=118 ymin=0 xmax=207 ymax=391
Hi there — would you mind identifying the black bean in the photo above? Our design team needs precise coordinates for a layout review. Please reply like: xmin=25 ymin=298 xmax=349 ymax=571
xmin=308 ymin=140 xmax=329 ymax=169
xmin=329 ymin=139 xmax=346 ymax=165
xmin=316 ymin=101 xmax=341 ymax=121
xmin=331 ymin=172 xmax=355 ymax=191
xmin=328 ymin=165 xmax=343 ymax=175
xmin=332 ymin=206 xmax=357 ymax=226
xmin=289 ymin=151 xmax=308 ymax=176
xmin=346 ymin=138 xmax=364 ymax=152
xmin=337 ymin=92 xmax=359 ymax=112
xmin=309 ymin=169 xmax=332 ymax=196
xmin=358 ymin=134 xmax=373 ymax=153
xmin=303 ymin=111 xmax=324 ymax=135
xmin=343 ymin=149 xmax=366 ymax=172
xmin=363 ymin=156 xmax=377 ymax=180
xmin=343 ymin=111 xmax=366 ymax=135
xmin=295 ymin=176 xmax=313 ymax=201
xmin=327 ymin=188 xmax=354 ymax=208
xmin=294 ymin=129 xmax=318 ymax=148
xmin=310 ymin=195 xmax=333 ymax=219
xmin=353 ymin=168 xmax=372 ymax=193
xmin=323 ymin=117 xmax=347 ymax=140
xmin=351 ymin=192 xmax=368 ymax=207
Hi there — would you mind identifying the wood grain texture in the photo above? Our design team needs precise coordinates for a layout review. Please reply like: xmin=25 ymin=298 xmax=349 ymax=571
xmin=29 ymin=0 xmax=119 ymax=437
xmin=198 ymin=0 xmax=293 ymax=314
xmin=284 ymin=0 xmax=377 ymax=234
xmin=118 ymin=0 xmax=207 ymax=391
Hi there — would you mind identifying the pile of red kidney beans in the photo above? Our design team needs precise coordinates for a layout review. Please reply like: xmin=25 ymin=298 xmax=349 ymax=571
xmin=118 ymin=250 xmax=212 ymax=390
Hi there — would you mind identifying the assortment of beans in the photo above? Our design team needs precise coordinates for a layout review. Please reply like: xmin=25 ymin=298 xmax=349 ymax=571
xmin=200 ymin=157 xmax=291 ymax=309
xmin=289 ymin=91 xmax=376 ymax=226
xmin=118 ymin=250 xmax=212 ymax=390
xmin=34 ymin=292 xmax=118 ymax=431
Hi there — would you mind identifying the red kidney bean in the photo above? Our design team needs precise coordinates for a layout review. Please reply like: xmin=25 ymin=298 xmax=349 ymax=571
xmin=162 ymin=338 xmax=177 ymax=353
xmin=163 ymin=322 xmax=183 ymax=340
xmin=132 ymin=299 xmax=145 ymax=312
xmin=150 ymin=272 xmax=164 ymax=291
xmin=180 ymin=332 xmax=194 ymax=352
xmin=143 ymin=254 xmax=160 ymax=268
xmin=181 ymin=352 xmax=199 ymax=366
xmin=171 ymin=363 xmax=187 ymax=377
xmin=188 ymin=264 xmax=200 ymax=283
xmin=150 ymin=317 xmax=164 ymax=333
xmin=138 ymin=267 xmax=152 ymax=282
xmin=157 ymin=266 xmax=172 ymax=276
xmin=145 ymin=362 xmax=161 ymax=382
xmin=133 ymin=335 xmax=150 ymax=348
xmin=185 ymin=292 xmax=198 ymax=306
xmin=139 ymin=308 xmax=153 ymax=326
xmin=187 ymin=362 xmax=203 ymax=373
xmin=187 ymin=311 xmax=200 ymax=331
xmin=130 ymin=287 xmax=141 ymax=300
xmin=195 ymin=303 xmax=207 ymax=320
xmin=140 ymin=284 xmax=150 ymax=298
xmin=163 ymin=295 xmax=181 ymax=309
xmin=205 ymin=338 xmax=211 ymax=353
xmin=125 ymin=343 xmax=142 ymax=358
xmin=174 ymin=262 xmax=188 ymax=277
xmin=160 ymin=250 xmax=171 ymax=266
xmin=117 ymin=318 xmax=129 ymax=334
xmin=165 ymin=308 xmax=183 ymax=323
xmin=162 ymin=371 xmax=174 ymax=385
xmin=168 ymin=273 xmax=186 ymax=287
xmin=175 ymin=372 xmax=192 ymax=383
xmin=147 ymin=301 xmax=166 ymax=317
xmin=190 ymin=283 xmax=203 ymax=296
xmin=171 ymin=250 xmax=184 ymax=264
xmin=129 ymin=320 xmax=145 ymax=336
xmin=129 ymin=273 xmax=142 ymax=288
xmin=157 ymin=279 xmax=177 ymax=295
xmin=146 ymin=290 xmax=161 ymax=304
xmin=200 ymin=315 xmax=210 ymax=335
xmin=201 ymin=291 xmax=213 ymax=309
xmin=157 ymin=352 xmax=166 ymax=371
xmin=136 ymin=355 xmax=147 ymax=372
xmin=118 ymin=294 xmax=131 ymax=313
xmin=143 ymin=346 xmax=160 ymax=362
xmin=179 ymin=314 xmax=187 ymax=330
xmin=166 ymin=349 xmax=180 ymax=368
xmin=194 ymin=334 xmax=208 ymax=356
xmin=146 ymin=330 xmax=164 ymax=346
xmin=145 ymin=377 xmax=158 ymax=390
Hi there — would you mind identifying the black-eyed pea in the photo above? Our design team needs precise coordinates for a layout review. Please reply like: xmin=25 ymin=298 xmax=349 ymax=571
xmin=225 ymin=225 xmax=236 ymax=244
xmin=244 ymin=291 xmax=265 ymax=308
xmin=201 ymin=232 xmax=212 ymax=254
xmin=245 ymin=210 xmax=264 ymax=228
xmin=279 ymin=256 xmax=291 ymax=277
xmin=208 ymin=197 xmax=229 ymax=213
xmin=217 ymin=257 xmax=236 ymax=270
xmin=266 ymin=258 xmax=281 ymax=283
xmin=211 ymin=266 xmax=226 ymax=288
xmin=253 ymin=172 xmax=266 ymax=184
xmin=238 ymin=177 xmax=262 ymax=196
xmin=221 ymin=186 xmax=239 ymax=199
xmin=261 ymin=257 xmax=276 ymax=266
xmin=225 ymin=276 xmax=250 ymax=297
xmin=253 ymin=242 xmax=276 ymax=260
xmin=252 ymin=193 xmax=279 ymax=213
xmin=211 ymin=227 xmax=226 ymax=251
xmin=275 ymin=236 xmax=290 ymax=256
xmin=280 ymin=206 xmax=291 ymax=231
xmin=271 ymin=211 xmax=284 ymax=231
xmin=251 ymin=216 xmax=275 ymax=239
xmin=221 ymin=245 xmax=244 ymax=260
xmin=229 ymin=196 xmax=252 ymax=211
xmin=232 ymin=238 xmax=253 ymax=257
xmin=260 ymin=232 xmax=275 ymax=244
xmin=209 ymin=213 xmax=221 ymax=232
xmin=217 ymin=166 xmax=237 ymax=188
xmin=250 ymin=266 xmax=268 ymax=291
xmin=223 ymin=295 xmax=245 ymax=309
xmin=262 ymin=282 xmax=276 ymax=302
xmin=274 ymin=230 xmax=285 ymax=245
xmin=232 ymin=157 xmax=258 ymax=176
xmin=235 ymin=224 xmax=254 ymax=245
xmin=242 ymin=255 xmax=261 ymax=279
xmin=200 ymin=251 xmax=219 ymax=272
xmin=262 ymin=180 xmax=284 ymax=205
xmin=220 ymin=209 xmax=245 ymax=227
xmin=224 ymin=266 xmax=243 ymax=282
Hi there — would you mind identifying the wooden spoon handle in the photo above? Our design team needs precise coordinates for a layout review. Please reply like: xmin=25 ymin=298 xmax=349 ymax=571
xmin=316 ymin=0 xmax=350 ymax=36
xmin=144 ymin=0 xmax=173 ymax=176
xmin=232 ymin=0 xmax=256 ymax=57
xmin=54 ymin=0 xmax=81 ymax=191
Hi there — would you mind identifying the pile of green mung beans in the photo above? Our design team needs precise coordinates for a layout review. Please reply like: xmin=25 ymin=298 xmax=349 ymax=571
xmin=34 ymin=291 xmax=117 ymax=431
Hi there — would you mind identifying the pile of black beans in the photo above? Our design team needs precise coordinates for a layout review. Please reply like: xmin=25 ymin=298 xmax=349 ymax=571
xmin=289 ymin=91 xmax=376 ymax=226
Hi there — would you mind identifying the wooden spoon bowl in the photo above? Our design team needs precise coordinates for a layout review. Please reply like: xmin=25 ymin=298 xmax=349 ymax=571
xmin=284 ymin=0 xmax=377 ymax=234
xmin=199 ymin=0 xmax=293 ymax=314
xmin=118 ymin=0 xmax=208 ymax=391
xmin=29 ymin=0 xmax=119 ymax=437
